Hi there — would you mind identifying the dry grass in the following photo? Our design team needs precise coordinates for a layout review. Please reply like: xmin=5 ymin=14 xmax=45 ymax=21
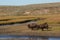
xmin=36 ymin=14 xmax=60 ymax=24
xmin=0 ymin=24 xmax=60 ymax=36
xmin=0 ymin=14 xmax=60 ymax=36
xmin=0 ymin=16 xmax=37 ymax=24
xmin=0 ymin=14 xmax=60 ymax=24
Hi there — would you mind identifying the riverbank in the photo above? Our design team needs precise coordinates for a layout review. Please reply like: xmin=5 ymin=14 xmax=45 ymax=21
xmin=0 ymin=24 xmax=60 ymax=37
xmin=7 ymin=30 xmax=60 ymax=37
xmin=0 ymin=15 xmax=60 ymax=37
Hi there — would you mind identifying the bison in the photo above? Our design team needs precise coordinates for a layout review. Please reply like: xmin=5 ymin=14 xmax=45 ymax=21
xmin=27 ymin=22 xmax=49 ymax=31
xmin=37 ymin=22 xmax=48 ymax=31
xmin=28 ymin=23 xmax=37 ymax=30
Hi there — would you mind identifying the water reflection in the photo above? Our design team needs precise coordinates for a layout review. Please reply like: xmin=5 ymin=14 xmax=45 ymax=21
xmin=0 ymin=35 xmax=60 ymax=40
xmin=49 ymin=38 xmax=60 ymax=40
xmin=28 ymin=37 xmax=48 ymax=40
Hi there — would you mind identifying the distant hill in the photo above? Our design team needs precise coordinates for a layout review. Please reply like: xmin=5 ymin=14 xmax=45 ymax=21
xmin=0 ymin=2 xmax=60 ymax=16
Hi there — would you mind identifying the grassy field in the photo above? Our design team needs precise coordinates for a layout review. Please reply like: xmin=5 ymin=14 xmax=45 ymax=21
xmin=0 ymin=14 xmax=60 ymax=24
xmin=0 ymin=14 xmax=60 ymax=36
xmin=0 ymin=16 xmax=37 ymax=24
xmin=0 ymin=22 xmax=60 ymax=36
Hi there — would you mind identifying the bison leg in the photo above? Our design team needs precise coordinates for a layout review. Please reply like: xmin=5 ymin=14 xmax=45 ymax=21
xmin=41 ymin=28 xmax=44 ymax=31
xmin=31 ymin=28 xmax=34 ymax=30
xmin=46 ymin=27 xmax=48 ymax=30
xmin=47 ymin=27 xmax=48 ymax=29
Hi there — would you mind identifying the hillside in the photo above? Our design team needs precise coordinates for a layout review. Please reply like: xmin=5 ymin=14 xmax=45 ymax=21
xmin=0 ymin=2 xmax=60 ymax=36
xmin=0 ymin=2 xmax=60 ymax=16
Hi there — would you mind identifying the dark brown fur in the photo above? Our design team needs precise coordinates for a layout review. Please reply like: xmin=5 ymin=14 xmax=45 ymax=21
xmin=38 ymin=23 xmax=48 ymax=31
xmin=28 ymin=22 xmax=48 ymax=31
xmin=28 ymin=23 xmax=37 ymax=30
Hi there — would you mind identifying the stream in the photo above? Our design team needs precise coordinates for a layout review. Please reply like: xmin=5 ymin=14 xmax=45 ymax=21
xmin=0 ymin=35 xmax=60 ymax=40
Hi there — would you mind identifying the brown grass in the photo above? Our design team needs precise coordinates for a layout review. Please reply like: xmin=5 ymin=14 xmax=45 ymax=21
xmin=0 ymin=14 xmax=60 ymax=36
xmin=0 ymin=24 xmax=60 ymax=36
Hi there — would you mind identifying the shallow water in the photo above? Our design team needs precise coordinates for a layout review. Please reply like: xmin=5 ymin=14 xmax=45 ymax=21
xmin=49 ymin=38 xmax=60 ymax=40
xmin=0 ymin=35 xmax=60 ymax=40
